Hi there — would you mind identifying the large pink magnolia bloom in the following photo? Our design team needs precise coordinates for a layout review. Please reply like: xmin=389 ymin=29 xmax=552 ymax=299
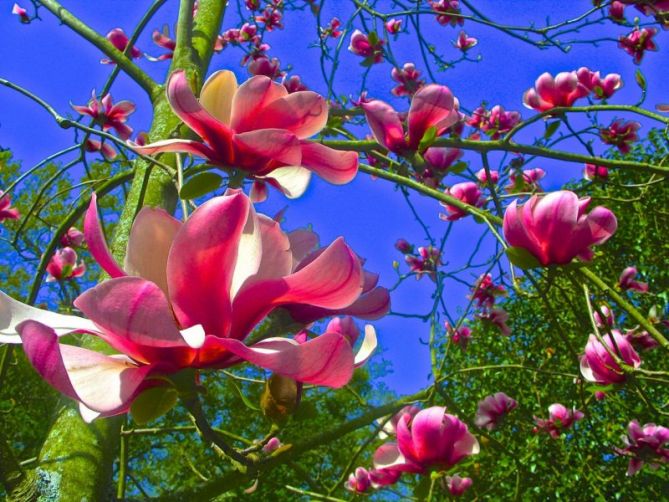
xmin=1 ymin=191 xmax=378 ymax=420
xmin=474 ymin=392 xmax=517 ymax=430
xmin=615 ymin=420 xmax=669 ymax=476
xmin=534 ymin=403 xmax=584 ymax=439
xmin=580 ymin=331 xmax=641 ymax=384
xmin=503 ymin=190 xmax=617 ymax=266
xmin=0 ymin=191 xmax=20 ymax=222
xmin=360 ymin=84 xmax=461 ymax=154
xmin=374 ymin=406 xmax=479 ymax=473
xmin=523 ymin=71 xmax=589 ymax=112
xmin=131 ymin=70 xmax=357 ymax=199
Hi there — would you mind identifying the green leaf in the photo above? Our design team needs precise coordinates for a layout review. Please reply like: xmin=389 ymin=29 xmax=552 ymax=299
xmin=544 ymin=120 xmax=561 ymax=140
xmin=179 ymin=172 xmax=223 ymax=200
xmin=506 ymin=246 xmax=541 ymax=269
xmin=418 ymin=126 xmax=438 ymax=151
xmin=367 ymin=30 xmax=379 ymax=45
xmin=130 ymin=386 xmax=179 ymax=425
xmin=449 ymin=160 xmax=468 ymax=174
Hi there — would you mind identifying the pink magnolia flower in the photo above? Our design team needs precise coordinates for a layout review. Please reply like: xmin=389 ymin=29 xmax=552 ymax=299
xmin=2 ymin=191 xmax=378 ymax=420
xmin=360 ymin=84 xmax=460 ymax=154
xmin=394 ymin=238 xmax=414 ymax=254
xmin=475 ymin=168 xmax=499 ymax=184
xmin=46 ymin=247 xmax=86 ymax=282
xmin=609 ymin=0 xmax=626 ymax=21
xmin=424 ymin=146 xmax=463 ymax=173
xmin=584 ymin=163 xmax=609 ymax=181
xmin=0 ymin=191 xmax=20 ymax=222
xmin=283 ymin=75 xmax=307 ymax=93
xmin=378 ymin=405 xmax=421 ymax=439
xmin=369 ymin=467 xmax=402 ymax=487
xmin=391 ymin=63 xmax=425 ymax=97
xmin=508 ymin=167 xmax=545 ymax=192
xmin=503 ymin=191 xmax=617 ymax=266
xmin=445 ymin=474 xmax=473 ymax=496
xmin=373 ymin=406 xmax=479 ymax=473
xmin=580 ymin=331 xmax=642 ymax=384
xmin=246 ymin=0 xmax=261 ymax=10
xmin=455 ymin=31 xmax=477 ymax=51
xmin=321 ymin=17 xmax=342 ymax=39
xmin=405 ymin=246 xmax=442 ymax=281
xmin=440 ymin=182 xmax=484 ymax=221
xmin=262 ymin=437 xmax=282 ymax=453
xmin=146 ymin=28 xmax=176 ymax=61
xmin=255 ymin=6 xmax=283 ymax=31
xmin=468 ymin=105 xmax=520 ymax=139
xmin=131 ymin=70 xmax=358 ymax=199
xmin=618 ymin=266 xmax=649 ymax=292
xmin=534 ymin=404 xmax=584 ymax=438
xmin=475 ymin=392 xmax=517 ymax=430
xmin=615 ymin=420 xmax=669 ymax=476
xmin=12 ymin=3 xmax=30 ymax=23
xmin=593 ymin=305 xmax=615 ymax=328
xmin=619 ymin=27 xmax=658 ymax=64
xmin=445 ymin=321 xmax=472 ymax=349
xmin=470 ymin=273 xmax=506 ymax=310
xmin=429 ymin=0 xmax=464 ymax=27
xmin=84 ymin=139 xmax=117 ymax=161
xmin=101 ymin=28 xmax=141 ymax=64
xmin=248 ymin=56 xmax=284 ymax=79
xmin=385 ymin=18 xmax=402 ymax=34
xmin=522 ymin=71 xmax=589 ymax=112
xmin=60 ymin=227 xmax=85 ymax=248
xmin=629 ymin=0 xmax=669 ymax=27
xmin=345 ymin=467 xmax=371 ymax=493
xmin=72 ymin=92 xmax=135 ymax=140
xmin=348 ymin=30 xmax=385 ymax=64
xmin=600 ymin=119 xmax=640 ymax=153
xmin=576 ymin=67 xmax=622 ymax=99
xmin=626 ymin=329 xmax=659 ymax=351
xmin=478 ymin=307 xmax=511 ymax=336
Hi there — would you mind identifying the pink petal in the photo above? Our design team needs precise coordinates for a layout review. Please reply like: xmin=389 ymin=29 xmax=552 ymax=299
xmin=215 ymin=332 xmax=354 ymax=387
xmin=373 ymin=442 xmax=421 ymax=473
xmin=229 ymin=199 xmax=263 ymax=299
xmin=166 ymin=70 xmax=234 ymax=160
xmin=407 ymin=85 xmax=456 ymax=149
xmin=245 ymin=91 xmax=328 ymax=139
xmin=167 ymin=191 xmax=251 ymax=337
xmin=129 ymin=138 xmax=219 ymax=160
xmin=84 ymin=194 xmax=126 ymax=278
xmin=245 ymin=214 xmax=293 ymax=285
xmin=287 ymin=229 xmax=319 ymax=266
xmin=199 ymin=70 xmax=238 ymax=125
xmin=230 ymin=237 xmax=363 ymax=339
xmin=262 ymin=165 xmax=312 ymax=199
xmin=285 ymin=286 xmax=390 ymax=324
xmin=298 ymin=142 xmax=358 ymax=185
xmin=74 ymin=277 xmax=195 ymax=367
xmin=233 ymin=129 xmax=302 ymax=169
xmin=124 ymin=207 xmax=182 ymax=295
xmin=231 ymin=75 xmax=288 ymax=133
xmin=18 ymin=320 xmax=153 ymax=415
xmin=361 ymin=99 xmax=406 ymax=152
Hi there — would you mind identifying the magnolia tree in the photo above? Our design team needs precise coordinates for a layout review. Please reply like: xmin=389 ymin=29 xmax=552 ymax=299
xmin=1 ymin=0 xmax=668 ymax=500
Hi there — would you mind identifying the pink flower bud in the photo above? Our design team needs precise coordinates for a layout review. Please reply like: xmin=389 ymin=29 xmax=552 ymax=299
xmin=262 ymin=437 xmax=282 ymax=453
xmin=102 ymin=28 xmax=141 ymax=64
xmin=429 ymin=0 xmax=464 ymax=27
xmin=385 ymin=18 xmax=402 ymax=34
xmin=348 ymin=30 xmax=385 ymax=64
xmin=476 ymin=168 xmax=499 ymax=184
xmin=345 ymin=467 xmax=371 ymax=493
xmin=326 ymin=316 xmax=360 ymax=345
xmin=0 ymin=191 xmax=20 ymax=222
xmin=440 ymin=182 xmax=484 ymax=221
xmin=46 ymin=247 xmax=86 ymax=282
xmin=455 ymin=30 xmax=477 ymax=51
xmin=593 ymin=305 xmax=615 ymax=328
xmin=584 ymin=163 xmax=609 ymax=181
xmin=60 ymin=227 xmax=85 ymax=248
xmin=12 ymin=3 xmax=30 ymax=23
xmin=394 ymin=238 xmax=413 ymax=254
xmin=580 ymin=331 xmax=641 ymax=384
xmin=534 ymin=403 xmax=584 ymax=438
xmin=445 ymin=474 xmax=473 ymax=496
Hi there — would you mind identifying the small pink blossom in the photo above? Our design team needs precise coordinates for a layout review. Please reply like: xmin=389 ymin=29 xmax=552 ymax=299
xmin=445 ymin=474 xmax=473 ymax=496
xmin=348 ymin=30 xmax=385 ymax=64
xmin=445 ymin=322 xmax=472 ymax=349
xmin=72 ymin=92 xmax=135 ymax=140
xmin=60 ymin=227 xmax=85 ymax=248
xmin=345 ymin=467 xmax=371 ymax=493
xmin=468 ymin=105 xmax=521 ymax=139
xmin=580 ymin=331 xmax=642 ymax=384
xmin=429 ymin=0 xmax=464 ymax=27
xmin=626 ymin=329 xmax=659 ymax=351
xmin=593 ymin=305 xmax=615 ymax=328
xmin=248 ymin=56 xmax=284 ymax=79
xmin=395 ymin=238 xmax=414 ymax=254
xmin=584 ymin=163 xmax=609 ymax=181
xmin=619 ymin=27 xmax=658 ymax=64
xmin=534 ymin=404 xmax=584 ymax=438
xmin=385 ymin=18 xmax=402 ymax=34
xmin=369 ymin=467 xmax=402 ymax=487
xmin=470 ymin=273 xmax=506 ymax=310
xmin=391 ymin=63 xmax=425 ymax=97
xmin=523 ymin=71 xmax=589 ymax=112
xmin=475 ymin=392 xmax=517 ymax=430
xmin=46 ymin=247 xmax=86 ymax=282
xmin=503 ymin=191 xmax=617 ymax=266
xmin=12 ymin=3 xmax=30 ymax=23
xmin=405 ymin=246 xmax=442 ymax=281
xmin=255 ymin=6 xmax=283 ymax=31
xmin=84 ymin=139 xmax=118 ymax=161
xmin=321 ymin=17 xmax=342 ymax=39
xmin=101 ymin=28 xmax=141 ymax=64
xmin=262 ymin=437 xmax=282 ymax=454
xmin=615 ymin=420 xmax=669 ymax=476
xmin=478 ymin=307 xmax=511 ymax=336
xmin=576 ymin=67 xmax=622 ymax=99
xmin=423 ymin=147 xmax=463 ymax=175
xmin=508 ymin=167 xmax=545 ymax=192
xmin=475 ymin=168 xmax=499 ymax=184
xmin=600 ymin=119 xmax=640 ymax=154
xmin=440 ymin=182 xmax=484 ymax=221
xmin=245 ymin=0 xmax=260 ymax=10
xmin=373 ymin=406 xmax=479 ymax=473
xmin=618 ymin=266 xmax=648 ymax=292
xmin=609 ymin=1 xmax=626 ymax=21
xmin=283 ymin=75 xmax=307 ymax=93
xmin=0 ymin=191 xmax=20 ymax=222
xmin=454 ymin=30 xmax=477 ymax=51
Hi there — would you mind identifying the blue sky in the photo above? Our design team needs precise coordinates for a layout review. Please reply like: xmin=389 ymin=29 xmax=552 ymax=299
xmin=1 ymin=1 xmax=668 ymax=394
